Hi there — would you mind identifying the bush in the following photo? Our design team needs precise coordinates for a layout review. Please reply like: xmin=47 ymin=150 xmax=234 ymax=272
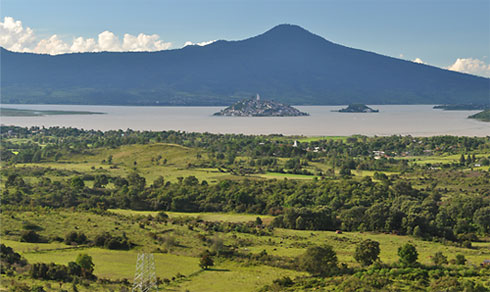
xmin=20 ymin=230 xmax=43 ymax=243
xmin=299 ymin=245 xmax=338 ymax=276
xmin=64 ymin=231 xmax=88 ymax=245
xmin=272 ymin=276 xmax=294 ymax=287
xmin=455 ymin=254 xmax=466 ymax=265
xmin=432 ymin=252 xmax=448 ymax=266
xmin=199 ymin=251 xmax=214 ymax=270
xmin=93 ymin=232 xmax=132 ymax=250
xmin=1 ymin=244 xmax=27 ymax=271
xmin=354 ymin=239 xmax=380 ymax=266
xmin=398 ymin=243 xmax=418 ymax=266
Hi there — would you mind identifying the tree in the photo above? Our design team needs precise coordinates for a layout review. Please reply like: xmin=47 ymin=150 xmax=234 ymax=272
xmin=354 ymin=239 xmax=380 ymax=266
xmin=455 ymin=254 xmax=466 ymax=265
xmin=432 ymin=252 xmax=448 ymax=266
xmin=20 ymin=230 xmax=41 ymax=243
xmin=299 ymin=245 xmax=338 ymax=276
xmin=70 ymin=176 xmax=84 ymax=190
xmin=339 ymin=166 xmax=351 ymax=176
xmin=459 ymin=154 xmax=466 ymax=165
xmin=398 ymin=243 xmax=418 ymax=266
xmin=127 ymin=172 xmax=146 ymax=190
xmin=199 ymin=251 xmax=214 ymax=270
xmin=473 ymin=207 xmax=490 ymax=233
xmin=255 ymin=217 xmax=263 ymax=226
xmin=75 ymin=253 xmax=94 ymax=278
xmin=64 ymin=231 xmax=87 ymax=245
xmin=93 ymin=175 xmax=109 ymax=188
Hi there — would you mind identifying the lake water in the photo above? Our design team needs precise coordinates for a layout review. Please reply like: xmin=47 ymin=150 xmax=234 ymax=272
xmin=1 ymin=104 xmax=488 ymax=136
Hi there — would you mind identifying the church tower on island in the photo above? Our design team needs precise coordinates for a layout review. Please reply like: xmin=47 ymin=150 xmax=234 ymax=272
xmin=256 ymin=94 xmax=260 ymax=101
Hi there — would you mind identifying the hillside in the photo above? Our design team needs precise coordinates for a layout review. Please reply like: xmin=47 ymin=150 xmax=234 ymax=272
xmin=1 ymin=24 xmax=489 ymax=106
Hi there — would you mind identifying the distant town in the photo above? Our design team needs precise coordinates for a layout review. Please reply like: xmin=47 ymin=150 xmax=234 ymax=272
xmin=214 ymin=94 xmax=309 ymax=117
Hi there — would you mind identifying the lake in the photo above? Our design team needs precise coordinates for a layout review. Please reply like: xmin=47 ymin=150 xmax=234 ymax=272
xmin=1 ymin=104 xmax=488 ymax=136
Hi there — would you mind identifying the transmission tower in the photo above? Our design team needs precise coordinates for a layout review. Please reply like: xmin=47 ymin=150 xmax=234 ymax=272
xmin=132 ymin=253 xmax=158 ymax=292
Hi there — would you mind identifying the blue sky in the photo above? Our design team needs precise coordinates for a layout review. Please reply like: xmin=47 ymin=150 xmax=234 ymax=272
xmin=1 ymin=0 xmax=489 ymax=76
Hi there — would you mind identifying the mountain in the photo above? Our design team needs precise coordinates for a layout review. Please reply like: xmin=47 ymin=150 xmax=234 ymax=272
xmin=1 ymin=24 xmax=489 ymax=106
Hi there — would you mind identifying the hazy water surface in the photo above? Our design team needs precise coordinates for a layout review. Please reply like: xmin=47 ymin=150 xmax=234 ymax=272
xmin=1 ymin=104 xmax=488 ymax=136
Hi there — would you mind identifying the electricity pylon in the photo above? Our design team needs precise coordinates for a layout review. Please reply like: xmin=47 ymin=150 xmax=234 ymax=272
xmin=132 ymin=253 xmax=158 ymax=292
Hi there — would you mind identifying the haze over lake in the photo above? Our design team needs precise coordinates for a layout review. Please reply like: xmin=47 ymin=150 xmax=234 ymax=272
xmin=1 ymin=104 xmax=488 ymax=137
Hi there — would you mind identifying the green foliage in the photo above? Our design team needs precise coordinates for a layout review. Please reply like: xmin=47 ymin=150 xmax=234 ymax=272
xmin=70 ymin=176 xmax=85 ymax=190
xmin=398 ymin=244 xmax=418 ymax=266
xmin=75 ymin=253 xmax=94 ymax=278
xmin=199 ymin=251 xmax=214 ymax=270
xmin=300 ymin=245 xmax=338 ymax=276
xmin=432 ymin=252 xmax=448 ymax=266
xmin=93 ymin=232 xmax=132 ymax=250
xmin=455 ymin=254 xmax=466 ymax=265
xmin=473 ymin=207 xmax=490 ymax=233
xmin=64 ymin=231 xmax=88 ymax=245
xmin=20 ymin=230 xmax=42 ymax=243
xmin=354 ymin=239 xmax=380 ymax=266
xmin=1 ymin=244 xmax=27 ymax=272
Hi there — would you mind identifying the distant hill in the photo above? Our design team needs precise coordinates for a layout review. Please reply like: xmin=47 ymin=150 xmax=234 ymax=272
xmin=1 ymin=24 xmax=489 ymax=106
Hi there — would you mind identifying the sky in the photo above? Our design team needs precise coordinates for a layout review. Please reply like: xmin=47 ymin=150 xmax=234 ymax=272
xmin=1 ymin=0 xmax=489 ymax=77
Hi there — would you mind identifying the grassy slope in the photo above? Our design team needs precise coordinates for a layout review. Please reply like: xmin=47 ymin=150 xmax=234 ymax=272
xmin=15 ymin=143 xmax=238 ymax=183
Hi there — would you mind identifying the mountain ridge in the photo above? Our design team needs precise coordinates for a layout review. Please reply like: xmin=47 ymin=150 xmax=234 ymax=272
xmin=1 ymin=24 xmax=489 ymax=106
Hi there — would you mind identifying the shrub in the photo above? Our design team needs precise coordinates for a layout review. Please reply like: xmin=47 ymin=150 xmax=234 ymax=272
xmin=432 ymin=252 xmax=448 ymax=266
xmin=199 ymin=251 xmax=214 ymax=270
xmin=398 ymin=243 xmax=418 ymax=266
xmin=20 ymin=230 xmax=42 ymax=243
xmin=93 ymin=232 xmax=132 ymax=250
xmin=299 ymin=245 xmax=338 ymax=276
xmin=455 ymin=254 xmax=466 ymax=265
xmin=354 ymin=239 xmax=380 ymax=266
xmin=64 ymin=231 xmax=88 ymax=245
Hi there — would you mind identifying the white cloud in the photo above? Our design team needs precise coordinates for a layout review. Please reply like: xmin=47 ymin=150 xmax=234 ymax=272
xmin=98 ymin=31 xmax=121 ymax=51
xmin=184 ymin=40 xmax=216 ymax=47
xmin=447 ymin=58 xmax=490 ymax=77
xmin=34 ymin=35 xmax=70 ymax=55
xmin=122 ymin=33 xmax=172 ymax=51
xmin=0 ymin=16 xmax=36 ymax=52
xmin=0 ymin=16 xmax=172 ymax=55
xmin=413 ymin=58 xmax=426 ymax=64
xmin=70 ymin=37 xmax=97 ymax=53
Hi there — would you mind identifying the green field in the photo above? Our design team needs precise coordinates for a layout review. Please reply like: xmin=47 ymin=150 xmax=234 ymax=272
xmin=2 ymin=209 xmax=489 ymax=291
xmin=2 ymin=127 xmax=490 ymax=291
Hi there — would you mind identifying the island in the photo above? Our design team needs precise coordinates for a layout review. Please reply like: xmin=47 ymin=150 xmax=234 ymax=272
xmin=433 ymin=104 xmax=490 ymax=111
xmin=213 ymin=94 xmax=309 ymax=117
xmin=337 ymin=104 xmax=379 ymax=113
xmin=468 ymin=110 xmax=490 ymax=122
xmin=1 ymin=108 xmax=105 ymax=117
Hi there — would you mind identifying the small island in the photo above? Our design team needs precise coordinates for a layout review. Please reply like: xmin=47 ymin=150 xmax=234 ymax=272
xmin=468 ymin=110 xmax=490 ymax=122
xmin=337 ymin=104 xmax=379 ymax=113
xmin=1 ymin=108 xmax=105 ymax=117
xmin=214 ymin=94 xmax=309 ymax=117
xmin=433 ymin=104 xmax=490 ymax=111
